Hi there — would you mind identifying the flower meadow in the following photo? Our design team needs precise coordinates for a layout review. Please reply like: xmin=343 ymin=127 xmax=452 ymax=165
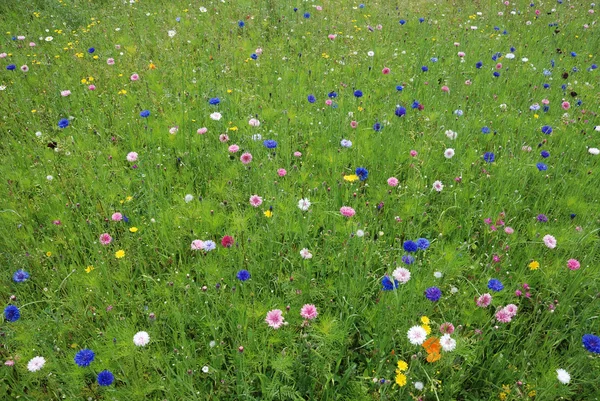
xmin=1 ymin=0 xmax=600 ymax=399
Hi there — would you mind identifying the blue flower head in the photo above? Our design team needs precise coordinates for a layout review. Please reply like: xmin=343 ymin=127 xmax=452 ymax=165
xmin=403 ymin=240 xmax=418 ymax=253
xmin=430 ymin=57 xmax=438 ymax=63
xmin=399 ymin=19 xmax=406 ymax=25
xmin=74 ymin=349 xmax=95 ymax=367
xmin=487 ymin=279 xmax=504 ymax=292
xmin=122 ymin=215 xmax=129 ymax=223
xmin=395 ymin=106 xmax=406 ymax=117
xmin=6 ymin=64 xmax=16 ymax=71
xmin=481 ymin=126 xmax=490 ymax=134
xmin=591 ymin=64 xmax=597 ymax=70
xmin=536 ymin=162 xmax=548 ymax=171
xmin=88 ymin=47 xmax=95 ymax=53
xmin=353 ymin=90 xmax=363 ymax=98
xmin=140 ymin=110 xmax=150 ymax=118
xmin=303 ymin=12 xmax=310 ymax=18
xmin=4 ymin=305 xmax=20 ymax=322
xmin=483 ymin=152 xmax=495 ymax=163
xmin=307 ymin=94 xmax=316 ymax=103
xmin=541 ymin=125 xmax=552 ymax=134
xmin=97 ymin=370 xmax=115 ymax=386
xmin=416 ymin=238 xmax=430 ymax=250
xmin=425 ymin=287 xmax=442 ymax=301
xmin=203 ymin=240 xmax=216 ymax=251
xmin=510 ymin=46 xmax=516 ymax=52
xmin=328 ymin=91 xmax=337 ymax=98
xmin=238 ymin=20 xmax=245 ymax=28
xmin=493 ymin=71 xmax=500 ymax=77
xmin=476 ymin=61 xmax=483 ymax=69
xmin=419 ymin=17 xmax=425 ymax=23
xmin=236 ymin=269 xmax=251 ymax=281
xmin=571 ymin=52 xmax=577 ymax=57
xmin=208 ymin=97 xmax=220 ymax=105
xmin=541 ymin=150 xmax=550 ymax=158
xmin=373 ymin=122 xmax=382 ymax=132
xmin=454 ymin=109 xmax=463 ymax=116
xmin=381 ymin=275 xmax=399 ymax=291
xmin=359 ymin=3 xmax=365 ymax=8
xmin=401 ymin=255 xmax=415 ymax=265
xmin=13 ymin=269 xmax=29 ymax=283
xmin=263 ymin=139 xmax=277 ymax=149
xmin=411 ymin=101 xmax=420 ymax=109
xmin=250 ymin=53 xmax=258 ymax=60
xmin=421 ymin=66 xmax=428 ymax=72
xmin=582 ymin=334 xmax=600 ymax=354
xmin=355 ymin=167 xmax=368 ymax=181
xmin=396 ymin=85 xmax=404 ymax=91
xmin=58 ymin=118 xmax=69 ymax=129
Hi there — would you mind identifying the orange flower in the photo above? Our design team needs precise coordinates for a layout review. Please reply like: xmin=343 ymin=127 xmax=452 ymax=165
xmin=422 ymin=337 xmax=441 ymax=354
xmin=426 ymin=351 xmax=441 ymax=363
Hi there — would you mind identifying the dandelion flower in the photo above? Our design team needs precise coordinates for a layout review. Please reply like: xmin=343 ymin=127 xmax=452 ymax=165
xmin=115 ymin=250 xmax=125 ymax=259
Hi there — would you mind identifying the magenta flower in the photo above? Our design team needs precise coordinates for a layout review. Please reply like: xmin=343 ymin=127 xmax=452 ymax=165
xmin=387 ymin=177 xmax=399 ymax=187
xmin=240 ymin=152 xmax=253 ymax=164
xmin=277 ymin=168 xmax=287 ymax=177
xmin=228 ymin=144 xmax=240 ymax=153
xmin=99 ymin=233 xmax=112 ymax=245
xmin=300 ymin=304 xmax=318 ymax=320
xmin=340 ymin=206 xmax=355 ymax=217
xmin=249 ymin=195 xmax=263 ymax=207
xmin=111 ymin=212 xmax=123 ymax=221
xmin=495 ymin=308 xmax=512 ymax=323
xmin=265 ymin=309 xmax=285 ymax=329
xmin=567 ymin=259 xmax=580 ymax=270
xmin=476 ymin=293 xmax=492 ymax=308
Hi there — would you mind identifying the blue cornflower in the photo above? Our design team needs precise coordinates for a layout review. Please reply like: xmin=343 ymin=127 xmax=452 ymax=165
xmin=492 ymin=52 xmax=502 ymax=60
xmin=421 ymin=66 xmax=428 ymax=72
xmin=203 ymin=240 xmax=216 ymax=251
xmin=4 ymin=305 xmax=20 ymax=322
xmin=536 ymin=162 xmax=548 ymax=171
xmin=582 ymin=334 xmax=600 ymax=353
xmin=373 ymin=122 xmax=382 ymax=132
xmin=293 ymin=7 xmax=298 ymax=12
xmin=122 ymin=215 xmax=129 ymax=223
xmin=208 ymin=97 xmax=220 ymax=105
xmin=483 ymin=152 xmax=495 ymax=163
xmin=481 ymin=126 xmax=490 ymax=134
xmin=537 ymin=214 xmax=548 ymax=222
xmin=541 ymin=150 xmax=550 ymax=158
xmin=543 ymin=106 xmax=550 ymax=113
xmin=250 ymin=53 xmax=258 ymax=60
xmin=399 ymin=19 xmax=406 ymax=25
xmin=576 ymin=99 xmax=582 ymax=106
xmin=88 ymin=47 xmax=95 ymax=53
xmin=13 ymin=269 xmax=29 ymax=283
xmin=541 ymin=125 xmax=553 ymax=134
xmin=236 ymin=269 xmax=251 ymax=281
xmin=430 ymin=57 xmax=438 ymax=63
xmin=571 ymin=52 xmax=577 ymax=57
xmin=176 ymin=17 xmax=181 ymax=22
xmin=425 ymin=287 xmax=442 ymax=301
xmin=550 ymin=59 xmax=555 ymax=68
xmin=359 ymin=3 xmax=365 ymax=8
xmin=510 ymin=46 xmax=516 ymax=52
xmin=419 ymin=17 xmax=425 ymax=22
xmin=401 ymin=255 xmax=415 ymax=265
xmin=58 ymin=118 xmax=69 ymax=129
xmin=493 ymin=26 xmax=500 ymax=32
xmin=416 ymin=238 xmax=430 ymax=250
xmin=454 ymin=109 xmax=463 ymax=116
xmin=561 ymin=84 xmax=567 ymax=91
xmin=140 ymin=110 xmax=150 ymax=118
xmin=572 ymin=67 xmax=579 ymax=73
xmin=396 ymin=85 xmax=403 ymax=91
xmin=570 ymin=213 xmax=576 ymax=219
xmin=487 ymin=279 xmax=504 ymax=292
xmin=97 ymin=370 xmax=115 ymax=386
xmin=476 ymin=61 xmax=483 ymax=69
xmin=328 ymin=91 xmax=337 ymax=98
xmin=355 ymin=167 xmax=368 ymax=181
xmin=263 ymin=139 xmax=277 ymax=149
xmin=543 ymin=69 xmax=552 ymax=76
xmin=502 ymin=30 xmax=508 ymax=35
xmin=493 ymin=71 xmax=500 ymax=77
xmin=530 ymin=104 xmax=541 ymax=111
xmin=411 ymin=101 xmax=420 ymax=109
xmin=74 ymin=349 xmax=95 ymax=367
xmin=395 ymin=106 xmax=406 ymax=117
xmin=303 ymin=12 xmax=310 ymax=18
xmin=591 ymin=64 xmax=598 ymax=70
xmin=238 ymin=20 xmax=245 ymax=27
xmin=403 ymin=240 xmax=418 ymax=253
xmin=307 ymin=94 xmax=316 ymax=103
xmin=543 ymin=83 xmax=550 ymax=88
xmin=340 ymin=139 xmax=352 ymax=148
xmin=354 ymin=90 xmax=363 ymax=98
xmin=381 ymin=275 xmax=399 ymax=291
xmin=6 ymin=64 xmax=16 ymax=71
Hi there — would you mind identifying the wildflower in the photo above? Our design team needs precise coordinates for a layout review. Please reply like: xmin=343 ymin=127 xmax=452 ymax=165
xmin=74 ymin=349 xmax=95 ymax=367
xmin=13 ymin=269 xmax=30 ymax=283
xmin=440 ymin=322 xmax=455 ymax=334
xmin=297 ymin=198 xmax=311 ymax=211
xmin=97 ymin=370 xmax=115 ymax=386
xmin=567 ymin=259 xmax=580 ymax=270
xmin=403 ymin=240 xmax=418 ymax=253
xmin=21 ymin=65 xmax=29 ymax=72
xmin=556 ymin=369 xmax=571 ymax=384
xmin=483 ymin=152 xmax=495 ymax=163
xmin=445 ymin=130 xmax=457 ymax=140
xmin=300 ymin=248 xmax=313 ymax=259
xmin=582 ymin=334 xmax=600 ymax=353
xmin=395 ymin=106 xmax=406 ymax=117
xmin=210 ymin=112 xmax=222 ymax=121
xmin=248 ymin=118 xmax=260 ymax=127
xmin=184 ymin=194 xmax=194 ymax=203
xmin=392 ymin=267 xmax=411 ymax=283
xmin=343 ymin=174 xmax=359 ymax=182
xmin=300 ymin=304 xmax=318 ymax=320
xmin=543 ymin=234 xmax=557 ymax=249
xmin=85 ymin=266 xmax=94 ymax=273
xmin=4 ymin=305 xmax=20 ymax=322
xmin=221 ymin=235 xmax=234 ymax=248
xmin=401 ymin=255 xmax=415 ymax=265
xmin=140 ymin=110 xmax=150 ymax=118
xmin=126 ymin=152 xmax=138 ymax=162
xmin=425 ymin=287 xmax=442 ymax=301
xmin=202 ymin=240 xmax=216 ymax=252
xmin=387 ymin=177 xmax=399 ymax=187
xmin=340 ymin=139 xmax=352 ymax=148
xmin=264 ymin=210 xmax=273 ymax=218
xmin=58 ymin=118 xmax=69 ymax=129
xmin=495 ymin=308 xmax=512 ymax=323
xmin=416 ymin=238 xmax=430 ymax=250
xmin=423 ymin=337 xmax=442 ymax=355
xmin=307 ymin=94 xmax=316 ymax=103
xmin=414 ymin=381 xmax=424 ymax=390
xmin=488 ymin=279 xmax=504 ymax=291
xmin=355 ymin=167 xmax=368 ymax=181
xmin=197 ymin=127 xmax=208 ymax=135
xmin=27 ymin=356 xmax=46 ymax=372
xmin=504 ymin=304 xmax=518 ymax=316
xmin=541 ymin=125 xmax=553 ymax=134
xmin=99 ymin=233 xmax=112 ymax=245
xmin=432 ymin=180 xmax=444 ymax=192
xmin=395 ymin=373 xmax=407 ymax=387
xmin=265 ymin=309 xmax=285 ymax=329
xmin=240 ymin=152 xmax=253 ymax=164
xmin=130 ymin=73 xmax=139 ymax=81
xmin=476 ymin=293 xmax=492 ymax=307
xmin=444 ymin=148 xmax=455 ymax=158
xmin=373 ymin=122 xmax=382 ymax=132
xmin=107 ymin=58 xmax=115 ymax=65
xmin=115 ymin=250 xmax=125 ymax=259
xmin=407 ymin=326 xmax=427 ymax=345
xmin=382 ymin=275 xmax=399 ymax=291
xmin=536 ymin=162 xmax=548 ymax=171
xmin=340 ymin=206 xmax=356 ymax=217
xmin=354 ymin=90 xmax=363 ymax=98
xmin=529 ymin=260 xmax=540 ymax=270
xmin=249 ymin=195 xmax=263 ymax=207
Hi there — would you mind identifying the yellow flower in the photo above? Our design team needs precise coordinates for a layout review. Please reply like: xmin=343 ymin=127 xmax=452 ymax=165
xmin=118 ymin=89 xmax=127 ymax=95
xmin=129 ymin=227 xmax=138 ymax=233
xmin=357 ymin=106 xmax=364 ymax=111
xmin=264 ymin=210 xmax=273 ymax=218
xmin=534 ymin=114 xmax=539 ymax=119
xmin=396 ymin=360 xmax=408 ymax=372
xmin=126 ymin=196 xmax=133 ymax=202
xmin=227 ymin=89 xmax=233 ymax=94
xmin=80 ymin=78 xmax=87 ymax=84
xmin=421 ymin=316 xmax=430 ymax=324
xmin=421 ymin=324 xmax=431 ymax=335
xmin=228 ymin=126 xmax=238 ymax=131
xmin=88 ymin=76 xmax=94 ymax=82
xmin=85 ymin=265 xmax=94 ymax=273
xmin=343 ymin=174 xmax=359 ymax=182
xmin=46 ymin=251 xmax=52 ymax=257
xmin=394 ymin=373 xmax=407 ymax=387
xmin=149 ymin=63 xmax=156 ymax=70
xmin=31 ymin=110 xmax=37 ymax=113
xmin=115 ymin=250 xmax=125 ymax=259
xmin=528 ymin=390 xmax=536 ymax=397
xmin=529 ymin=260 xmax=539 ymax=270
xmin=499 ymin=392 xmax=507 ymax=401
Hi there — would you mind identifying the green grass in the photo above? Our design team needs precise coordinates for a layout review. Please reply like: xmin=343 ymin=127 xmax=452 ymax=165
xmin=1 ymin=0 xmax=599 ymax=400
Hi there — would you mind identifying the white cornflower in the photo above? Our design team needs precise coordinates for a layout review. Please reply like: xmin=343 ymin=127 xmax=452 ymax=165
xmin=300 ymin=248 xmax=313 ymax=259
xmin=133 ymin=331 xmax=150 ymax=346
xmin=407 ymin=326 xmax=427 ymax=345
xmin=27 ymin=356 xmax=46 ymax=372
xmin=556 ymin=369 xmax=571 ymax=384
xmin=297 ymin=198 xmax=311 ymax=211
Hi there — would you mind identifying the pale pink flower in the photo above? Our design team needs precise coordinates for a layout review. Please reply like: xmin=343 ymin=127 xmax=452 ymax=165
xmin=465 ymin=79 xmax=472 ymax=85
xmin=300 ymin=304 xmax=318 ymax=320
xmin=130 ymin=73 xmax=139 ymax=81
xmin=300 ymin=248 xmax=313 ymax=259
xmin=249 ymin=195 xmax=263 ymax=207
xmin=504 ymin=227 xmax=514 ymax=235
xmin=169 ymin=126 xmax=178 ymax=135
xmin=542 ymin=98 xmax=550 ymax=105
xmin=111 ymin=212 xmax=123 ymax=221
xmin=293 ymin=151 xmax=302 ymax=157
xmin=340 ymin=206 xmax=355 ymax=217
xmin=248 ymin=118 xmax=260 ymax=127
xmin=4 ymin=360 xmax=14 ymax=366
xmin=350 ymin=121 xmax=358 ymax=128
xmin=29 ymin=42 xmax=36 ymax=47
xmin=387 ymin=177 xmax=399 ymax=187
xmin=228 ymin=144 xmax=240 ymax=153
xmin=440 ymin=334 xmax=457 ymax=351
xmin=376 ymin=24 xmax=382 ymax=30
xmin=107 ymin=58 xmax=115 ymax=65
xmin=325 ymin=99 xmax=333 ymax=106
xmin=410 ymin=150 xmax=418 ymax=157
xmin=27 ymin=356 xmax=46 ymax=372
xmin=133 ymin=331 xmax=150 ymax=346
xmin=504 ymin=304 xmax=518 ymax=317
xmin=197 ymin=127 xmax=208 ymax=135
xmin=255 ymin=48 xmax=263 ymax=55
xmin=439 ymin=322 xmax=455 ymax=334
xmin=277 ymin=168 xmax=287 ymax=177
xmin=495 ymin=308 xmax=512 ymax=323
xmin=61 ymin=90 xmax=71 ymax=97
xmin=191 ymin=240 xmax=204 ymax=250
xmin=457 ymin=51 xmax=465 ymax=57
xmin=496 ymin=63 xmax=502 ymax=69
xmin=441 ymin=85 xmax=450 ymax=92
xmin=328 ymin=34 xmax=336 ymax=40
xmin=265 ymin=309 xmax=285 ymax=329
xmin=17 ymin=35 xmax=25 ymax=40
xmin=315 ymin=5 xmax=322 ymax=10
xmin=567 ymin=259 xmax=580 ymax=270
xmin=392 ymin=267 xmax=411 ymax=284
xmin=432 ymin=180 xmax=444 ymax=192
xmin=240 ymin=152 xmax=253 ymax=164
xmin=476 ymin=293 xmax=492 ymax=308
xmin=99 ymin=233 xmax=112 ymax=245
xmin=543 ymin=234 xmax=557 ymax=249
xmin=21 ymin=65 xmax=29 ymax=72
xmin=453 ymin=42 xmax=460 ymax=47
xmin=126 ymin=152 xmax=138 ymax=162
xmin=407 ymin=326 xmax=427 ymax=345
xmin=561 ymin=101 xmax=570 ymax=110
xmin=219 ymin=134 xmax=229 ymax=142
xmin=0 ymin=53 xmax=6 ymax=58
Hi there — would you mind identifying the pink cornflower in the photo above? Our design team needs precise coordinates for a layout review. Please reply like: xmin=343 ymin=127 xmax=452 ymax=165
xmin=61 ymin=90 xmax=71 ymax=97
xmin=465 ymin=79 xmax=472 ymax=85
xmin=130 ymin=73 xmax=139 ymax=81
xmin=191 ymin=240 xmax=204 ymax=250
xmin=439 ymin=322 xmax=455 ymax=334
xmin=197 ymin=127 xmax=208 ymax=135
xmin=542 ymin=99 xmax=550 ymax=105
xmin=99 ymin=233 xmax=112 ymax=245
xmin=543 ymin=234 xmax=557 ymax=249
xmin=265 ymin=309 xmax=285 ymax=329
xmin=219 ymin=134 xmax=229 ymax=142
xmin=4 ymin=360 xmax=14 ymax=366
xmin=567 ymin=259 xmax=580 ymax=270
xmin=328 ymin=34 xmax=336 ymax=40
xmin=29 ymin=42 xmax=36 ymax=47
xmin=325 ymin=99 xmax=333 ymax=106
xmin=277 ymin=168 xmax=287 ymax=177
xmin=88 ymin=85 xmax=96 ymax=90
xmin=410 ymin=150 xmax=418 ymax=157
xmin=228 ymin=144 xmax=240 ymax=153
xmin=221 ymin=235 xmax=234 ymax=248
xmin=249 ymin=195 xmax=263 ymax=207
xmin=382 ymin=67 xmax=390 ymax=75
xmin=240 ymin=152 xmax=253 ymax=164
xmin=300 ymin=304 xmax=318 ymax=320
xmin=126 ymin=152 xmax=138 ymax=162
xmin=454 ymin=42 xmax=460 ymax=46
xmin=504 ymin=227 xmax=514 ymax=234
xmin=495 ymin=308 xmax=512 ymax=323
xmin=441 ymin=85 xmax=450 ymax=92
xmin=340 ymin=206 xmax=355 ymax=217
xmin=387 ymin=177 xmax=399 ymax=187
xmin=248 ymin=118 xmax=260 ymax=127
xmin=457 ymin=51 xmax=465 ymax=57
xmin=496 ymin=63 xmax=502 ymax=69
xmin=21 ymin=65 xmax=29 ymax=72
xmin=476 ymin=293 xmax=492 ymax=308
xmin=350 ymin=121 xmax=358 ymax=128
xmin=255 ymin=48 xmax=263 ymax=55
xmin=392 ymin=267 xmax=411 ymax=283
xmin=561 ymin=101 xmax=570 ymax=110
xmin=107 ymin=58 xmax=115 ymax=65
xmin=293 ymin=151 xmax=302 ymax=157
xmin=504 ymin=304 xmax=518 ymax=317
xmin=111 ymin=212 xmax=123 ymax=221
